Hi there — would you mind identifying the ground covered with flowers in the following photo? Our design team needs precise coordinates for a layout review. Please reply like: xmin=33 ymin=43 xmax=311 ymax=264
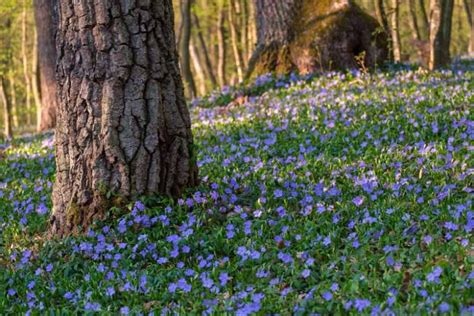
xmin=0 ymin=64 xmax=473 ymax=314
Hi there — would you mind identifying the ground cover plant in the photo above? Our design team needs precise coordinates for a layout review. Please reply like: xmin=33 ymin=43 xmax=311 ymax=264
xmin=0 ymin=64 xmax=473 ymax=314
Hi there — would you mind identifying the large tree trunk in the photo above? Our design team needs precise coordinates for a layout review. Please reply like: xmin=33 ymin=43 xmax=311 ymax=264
xmin=34 ymin=0 xmax=58 ymax=131
xmin=390 ymin=0 xmax=401 ymax=62
xmin=428 ymin=0 xmax=454 ymax=70
xmin=180 ymin=0 xmax=196 ymax=99
xmin=0 ymin=77 xmax=12 ymax=139
xmin=50 ymin=0 xmax=199 ymax=237
xmin=247 ymin=0 xmax=388 ymax=77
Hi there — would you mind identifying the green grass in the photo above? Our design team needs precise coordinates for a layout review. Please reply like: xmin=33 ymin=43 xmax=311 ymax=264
xmin=0 ymin=64 xmax=473 ymax=314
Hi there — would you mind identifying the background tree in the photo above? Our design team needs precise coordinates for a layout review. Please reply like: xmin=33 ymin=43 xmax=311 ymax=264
xmin=180 ymin=0 xmax=197 ymax=98
xmin=429 ymin=0 xmax=454 ymax=70
xmin=34 ymin=0 xmax=58 ymax=131
xmin=390 ymin=0 xmax=402 ymax=61
xmin=50 ymin=0 xmax=198 ymax=237
xmin=247 ymin=0 xmax=389 ymax=77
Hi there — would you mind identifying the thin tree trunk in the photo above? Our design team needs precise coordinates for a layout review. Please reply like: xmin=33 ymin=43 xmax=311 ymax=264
xmin=0 ymin=77 xmax=12 ymax=139
xmin=247 ymin=0 xmax=257 ymax=62
xmin=51 ymin=0 xmax=198 ymax=237
xmin=32 ymin=27 xmax=42 ymax=127
xmin=419 ymin=0 xmax=430 ymax=35
xmin=34 ymin=0 xmax=58 ymax=131
xmin=22 ymin=1 xmax=32 ymax=126
xmin=192 ymin=13 xmax=217 ymax=86
xmin=180 ymin=0 xmax=196 ymax=98
xmin=217 ymin=4 xmax=227 ymax=87
xmin=375 ymin=0 xmax=391 ymax=35
xmin=9 ymin=72 xmax=18 ymax=128
xmin=409 ymin=0 xmax=422 ymax=42
xmin=229 ymin=0 xmax=244 ymax=82
xmin=390 ymin=0 xmax=401 ymax=62
xmin=240 ymin=0 xmax=249 ymax=69
xmin=464 ymin=0 xmax=474 ymax=54
xmin=429 ymin=0 xmax=454 ymax=70
xmin=190 ymin=38 xmax=207 ymax=96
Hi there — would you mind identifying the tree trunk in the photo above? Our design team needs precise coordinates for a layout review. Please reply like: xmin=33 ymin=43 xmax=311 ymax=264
xmin=247 ymin=0 xmax=388 ymax=77
xmin=180 ymin=0 xmax=196 ymax=99
xmin=375 ymin=0 xmax=391 ymax=36
xmin=428 ymin=0 xmax=454 ymax=70
xmin=21 ymin=1 xmax=33 ymax=126
xmin=0 ymin=77 xmax=12 ymax=139
xmin=32 ymin=27 xmax=43 ymax=128
xmin=409 ymin=0 xmax=422 ymax=42
xmin=191 ymin=13 xmax=217 ymax=86
xmin=419 ymin=0 xmax=430 ymax=36
xmin=390 ymin=0 xmax=401 ymax=62
xmin=50 ymin=0 xmax=199 ymax=237
xmin=217 ymin=5 xmax=227 ymax=87
xmin=34 ymin=0 xmax=58 ymax=131
xmin=409 ymin=0 xmax=428 ymax=63
xmin=465 ymin=0 xmax=474 ymax=54
xmin=229 ymin=0 xmax=244 ymax=82
xmin=8 ymin=72 xmax=18 ymax=128
xmin=190 ymin=38 xmax=206 ymax=96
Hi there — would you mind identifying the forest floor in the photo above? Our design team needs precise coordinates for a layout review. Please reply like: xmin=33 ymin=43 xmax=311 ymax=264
xmin=0 ymin=63 xmax=473 ymax=314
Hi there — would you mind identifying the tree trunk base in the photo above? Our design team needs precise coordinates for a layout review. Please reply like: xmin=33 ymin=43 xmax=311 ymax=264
xmin=248 ymin=3 xmax=388 ymax=77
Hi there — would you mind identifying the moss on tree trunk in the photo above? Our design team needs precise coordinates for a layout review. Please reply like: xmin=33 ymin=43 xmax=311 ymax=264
xmin=247 ymin=0 xmax=389 ymax=77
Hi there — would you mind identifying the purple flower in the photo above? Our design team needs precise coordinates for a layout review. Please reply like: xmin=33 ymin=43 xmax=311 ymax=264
xmin=301 ymin=269 xmax=311 ymax=278
xmin=120 ymin=306 xmax=130 ymax=315
xmin=322 ymin=291 xmax=333 ymax=301
xmin=352 ymin=196 xmax=365 ymax=207
xmin=353 ymin=299 xmax=371 ymax=312
xmin=219 ymin=272 xmax=230 ymax=286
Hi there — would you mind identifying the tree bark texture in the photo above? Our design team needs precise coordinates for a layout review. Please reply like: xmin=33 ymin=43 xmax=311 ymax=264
xmin=229 ymin=0 xmax=244 ymax=82
xmin=247 ymin=0 xmax=388 ymax=77
xmin=50 ymin=0 xmax=199 ymax=237
xmin=428 ymin=0 xmax=454 ymax=70
xmin=34 ymin=0 xmax=58 ymax=131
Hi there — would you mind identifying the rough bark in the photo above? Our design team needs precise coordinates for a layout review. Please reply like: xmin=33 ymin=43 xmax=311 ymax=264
xmin=50 ymin=0 xmax=199 ymax=237
xmin=34 ymin=0 xmax=58 ymax=131
xmin=0 ymin=77 xmax=12 ymax=138
xmin=390 ymin=0 xmax=401 ymax=62
xmin=247 ymin=0 xmax=388 ymax=77
xmin=180 ymin=0 xmax=196 ymax=98
xmin=428 ymin=0 xmax=454 ymax=70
